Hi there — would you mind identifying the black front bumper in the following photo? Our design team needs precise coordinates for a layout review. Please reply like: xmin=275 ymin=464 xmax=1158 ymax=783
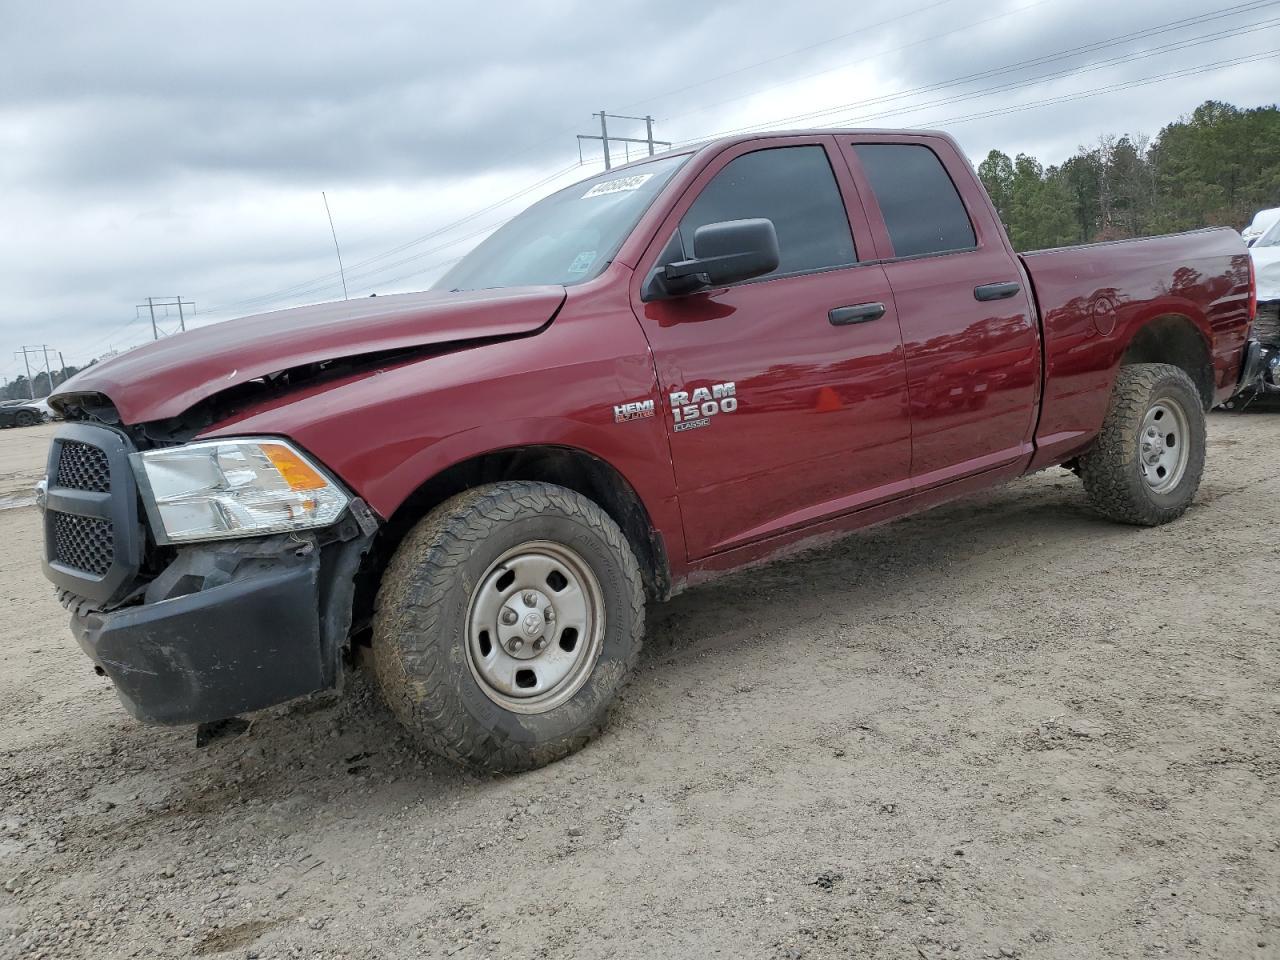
xmin=71 ymin=546 xmax=328 ymax=725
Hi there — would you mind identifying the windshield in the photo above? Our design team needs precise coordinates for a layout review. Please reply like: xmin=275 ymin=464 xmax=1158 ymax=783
xmin=1256 ymin=218 xmax=1280 ymax=248
xmin=435 ymin=154 xmax=688 ymax=291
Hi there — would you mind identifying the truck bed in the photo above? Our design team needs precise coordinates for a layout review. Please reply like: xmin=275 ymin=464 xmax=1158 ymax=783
xmin=1020 ymin=227 xmax=1253 ymax=471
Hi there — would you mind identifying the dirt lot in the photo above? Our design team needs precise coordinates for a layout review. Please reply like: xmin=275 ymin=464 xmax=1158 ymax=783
xmin=1 ymin=413 xmax=1278 ymax=960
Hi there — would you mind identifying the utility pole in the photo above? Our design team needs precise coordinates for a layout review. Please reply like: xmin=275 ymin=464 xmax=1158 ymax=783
xmin=58 ymin=351 xmax=69 ymax=384
xmin=137 ymin=297 xmax=195 ymax=339
xmin=39 ymin=345 xmax=55 ymax=395
xmin=14 ymin=346 xmax=41 ymax=399
xmin=577 ymin=112 xmax=671 ymax=171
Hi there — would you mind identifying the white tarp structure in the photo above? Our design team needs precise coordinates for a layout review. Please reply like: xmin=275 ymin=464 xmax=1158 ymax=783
xmin=1252 ymin=218 xmax=1280 ymax=302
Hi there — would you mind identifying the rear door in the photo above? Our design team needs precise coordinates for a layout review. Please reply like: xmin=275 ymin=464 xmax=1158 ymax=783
xmin=631 ymin=136 xmax=913 ymax=559
xmin=839 ymin=136 xmax=1041 ymax=486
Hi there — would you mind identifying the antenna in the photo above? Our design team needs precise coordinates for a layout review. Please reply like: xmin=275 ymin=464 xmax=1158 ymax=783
xmin=322 ymin=191 xmax=350 ymax=300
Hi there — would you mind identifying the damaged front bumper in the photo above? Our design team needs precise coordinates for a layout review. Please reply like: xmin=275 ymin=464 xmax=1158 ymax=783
xmin=71 ymin=536 xmax=337 ymax=725
xmin=70 ymin=530 xmax=372 ymax=725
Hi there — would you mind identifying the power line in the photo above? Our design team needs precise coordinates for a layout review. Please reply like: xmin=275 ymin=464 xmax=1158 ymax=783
xmin=659 ymin=0 xmax=1057 ymax=127
xmin=785 ymin=16 xmax=1280 ymax=133
xmin=899 ymin=47 xmax=1280 ymax=129
xmin=616 ymin=0 xmax=965 ymax=111
xmin=673 ymin=0 xmax=1280 ymax=142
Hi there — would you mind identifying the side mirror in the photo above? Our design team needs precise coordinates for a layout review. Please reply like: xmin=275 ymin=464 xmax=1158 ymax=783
xmin=657 ymin=218 xmax=780 ymax=296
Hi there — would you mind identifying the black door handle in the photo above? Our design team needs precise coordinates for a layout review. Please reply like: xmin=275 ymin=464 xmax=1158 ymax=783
xmin=829 ymin=302 xmax=886 ymax=326
xmin=974 ymin=281 xmax=1021 ymax=302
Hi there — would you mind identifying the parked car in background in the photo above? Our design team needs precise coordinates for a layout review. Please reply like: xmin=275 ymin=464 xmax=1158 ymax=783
xmin=26 ymin=398 xmax=57 ymax=421
xmin=1243 ymin=207 xmax=1280 ymax=246
xmin=0 ymin=401 xmax=47 ymax=427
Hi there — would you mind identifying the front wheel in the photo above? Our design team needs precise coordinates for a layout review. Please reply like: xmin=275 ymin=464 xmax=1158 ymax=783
xmin=1078 ymin=363 xmax=1206 ymax=526
xmin=14 ymin=410 xmax=37 ymax=427
xmin=372 ymin=481 xmax=645 ymax=773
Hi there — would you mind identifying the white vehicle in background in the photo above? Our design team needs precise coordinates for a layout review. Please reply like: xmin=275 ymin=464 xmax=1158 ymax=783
xmin=1242 ymin=207 xmax=1280 ymax=246
xmin=1247 ymin=217 xmax=1280 ymax=395
xmin=27 ymin=398 xmax=57 ymax=421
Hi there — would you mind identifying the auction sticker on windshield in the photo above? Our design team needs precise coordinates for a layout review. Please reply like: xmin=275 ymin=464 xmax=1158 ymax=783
xmin=582 ymin=174 xmax=654 ymax=198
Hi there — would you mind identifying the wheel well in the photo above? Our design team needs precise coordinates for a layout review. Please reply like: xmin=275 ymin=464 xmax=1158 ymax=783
xmin=350 ymin=447 xmax=669 ymax=643
xmin=1120 ymin=315 xmax=1214 ymax=409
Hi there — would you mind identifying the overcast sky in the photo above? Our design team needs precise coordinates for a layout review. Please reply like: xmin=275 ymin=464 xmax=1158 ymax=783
xmin=3 ymin=0 xmax=1278 ymax=381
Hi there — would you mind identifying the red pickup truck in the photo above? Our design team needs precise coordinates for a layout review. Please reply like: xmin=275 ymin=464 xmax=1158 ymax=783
xmin=43 ymin=129 xmax=1257 ymax=771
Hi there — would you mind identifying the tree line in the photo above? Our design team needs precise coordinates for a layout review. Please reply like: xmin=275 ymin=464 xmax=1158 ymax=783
xmin=978 ymin=100 xmax=1280 ymax=251
xmin=2 ymin=366 xmax=83 ymax=403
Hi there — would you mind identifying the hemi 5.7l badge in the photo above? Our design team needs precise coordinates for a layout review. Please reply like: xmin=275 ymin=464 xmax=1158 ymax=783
xmin=614 ymin=399 xmax=656 ymax=423
xmin=671 ymin=381 xmax=737 ymax=432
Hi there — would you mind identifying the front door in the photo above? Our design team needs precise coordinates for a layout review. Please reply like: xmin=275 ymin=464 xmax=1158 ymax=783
xmin=632 ymin=138 xmax=913 ymax=559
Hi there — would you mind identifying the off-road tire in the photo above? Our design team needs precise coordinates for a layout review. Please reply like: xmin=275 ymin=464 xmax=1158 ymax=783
xmin=1079 ymin=363 xmax=1206 ymax=526
xmin=372 ymin=481 xmax=645 ymax=773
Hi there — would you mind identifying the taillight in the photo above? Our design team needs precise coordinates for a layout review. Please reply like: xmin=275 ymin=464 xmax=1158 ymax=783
xmin=1249 ymin=255 xmax=1258 ymax=324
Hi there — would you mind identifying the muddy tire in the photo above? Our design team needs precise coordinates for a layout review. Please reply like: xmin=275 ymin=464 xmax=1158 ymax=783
xmin=1079 ymin=363 xmax=1206 ymax=526
xmin=372 ymin=481 xmax=644 ymax=773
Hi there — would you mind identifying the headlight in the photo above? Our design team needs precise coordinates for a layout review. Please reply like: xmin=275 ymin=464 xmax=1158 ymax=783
xmin=130 ymin=438 xmax=349 ymax=544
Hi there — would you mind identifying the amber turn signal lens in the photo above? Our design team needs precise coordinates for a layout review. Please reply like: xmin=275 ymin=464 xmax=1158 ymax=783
xmin=262 ymin=443 xmax=329 ymax=491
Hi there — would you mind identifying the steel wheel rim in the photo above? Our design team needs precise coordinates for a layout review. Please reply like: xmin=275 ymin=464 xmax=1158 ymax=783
xmin=1138 ymin=397 xmax=1190 ymax=494
xmin=465 ymin=540 xmax=605 ymax=714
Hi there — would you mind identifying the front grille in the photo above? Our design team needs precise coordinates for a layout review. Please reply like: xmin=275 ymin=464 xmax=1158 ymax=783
xmin=43 ymin=424 xmax=141 ymax=605
xmin=52 ymin=512 xmax=114 ymax=577
xmin=1255 ymin=303 xmax=1280 ymax=347
xmin=56 ymin=440 xmax=112 ymax=493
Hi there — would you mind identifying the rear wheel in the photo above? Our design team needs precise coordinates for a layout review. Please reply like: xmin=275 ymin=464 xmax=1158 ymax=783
xmin=1078 ymin=363 xmax=1206 ymax=525
xmin=372 ymin=481 xmax=644 ymax=773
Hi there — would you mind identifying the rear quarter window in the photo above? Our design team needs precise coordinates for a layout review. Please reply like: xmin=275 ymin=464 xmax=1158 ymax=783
xmin=854 ymin=143 xmax=976 ymax=259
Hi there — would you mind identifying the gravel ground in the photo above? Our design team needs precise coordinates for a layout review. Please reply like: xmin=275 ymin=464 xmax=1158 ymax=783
xmin=1 ymin=412 xmax=1278 ymax=960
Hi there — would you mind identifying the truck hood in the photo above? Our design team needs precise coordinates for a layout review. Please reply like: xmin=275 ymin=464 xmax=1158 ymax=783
xmin=1254 ymin=244 xmax=1280 ymax=302
xmin=53 ymin=285 xmax=566 ymax=424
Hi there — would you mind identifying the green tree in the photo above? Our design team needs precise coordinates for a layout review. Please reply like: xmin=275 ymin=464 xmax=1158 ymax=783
xmin=1003 ymin=154 xmax=1076 ymax=251
xmin=978 ymin=149 xmax=1015 ymax=226
xmin=983 ymin=99 xmax=1280 ymax=249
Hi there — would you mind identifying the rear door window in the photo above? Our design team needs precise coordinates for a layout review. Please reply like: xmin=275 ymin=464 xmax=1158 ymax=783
xmin=679 ymin=145 xmax=857 ymax=279
xmin=854 ymin=144 xmax=976 ymax=259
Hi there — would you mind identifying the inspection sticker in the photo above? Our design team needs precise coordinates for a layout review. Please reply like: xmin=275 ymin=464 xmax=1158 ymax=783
xmin=582 ymin=173 xmax=653 ymax=198
xmin=567 ymin=251 xmax=597 ymax=275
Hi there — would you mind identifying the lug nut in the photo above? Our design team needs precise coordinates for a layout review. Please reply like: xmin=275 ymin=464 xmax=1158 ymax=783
xmin=508 ymin=638 xmax=524 ymax=653
xmin=533 ymin=638 xmax=546 ymax=651
xmin=501 ymin=609 xmax=518 ymax=625
xmin=544 ymin=607 xmax=556 ymax=623
xmin=522 ymin=591 xmax=537 ymax=606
